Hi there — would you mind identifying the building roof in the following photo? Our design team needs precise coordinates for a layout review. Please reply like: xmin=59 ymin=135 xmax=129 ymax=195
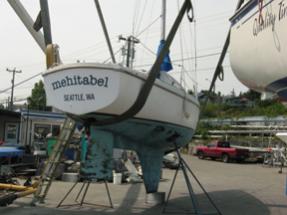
xmin=0 ymin=109 xmax=21 ymax=118
xmin=21 ymin=110 xmax=65 ymax=120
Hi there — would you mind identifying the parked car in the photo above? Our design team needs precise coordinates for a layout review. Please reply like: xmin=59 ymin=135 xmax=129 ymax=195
xmin=163 ymin=153 xmax=179 ymax=169
xmin=195 ymin=141 xmax=249 ymax=163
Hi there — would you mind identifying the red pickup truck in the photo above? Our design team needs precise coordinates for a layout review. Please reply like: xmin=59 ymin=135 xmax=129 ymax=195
xmin=195 ymin=141 xmax=249 ymax=163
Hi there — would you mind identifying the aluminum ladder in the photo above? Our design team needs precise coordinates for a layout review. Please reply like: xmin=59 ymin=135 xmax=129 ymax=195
xmin=31 ymin=117 xmax=76 ymax=205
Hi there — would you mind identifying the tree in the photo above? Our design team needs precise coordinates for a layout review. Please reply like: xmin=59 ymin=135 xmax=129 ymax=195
xmin=27 ymin=80 xmax=51 ymax=111
xmin=241 ymin=89 xmax=261 ymax=101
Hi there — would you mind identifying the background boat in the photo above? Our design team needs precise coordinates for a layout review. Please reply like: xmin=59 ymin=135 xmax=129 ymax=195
xmin=229 ymin=0 xmax=287 ymax=99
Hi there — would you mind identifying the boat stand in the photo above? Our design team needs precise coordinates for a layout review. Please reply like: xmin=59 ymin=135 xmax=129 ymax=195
xmin=57 ymin=179 xmax=113 ymax=209
xmin=162 ymin=145 xmax=222 ymax=215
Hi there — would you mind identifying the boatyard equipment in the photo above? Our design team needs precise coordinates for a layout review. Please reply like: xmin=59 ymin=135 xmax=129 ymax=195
xmin=31 ymin=117 xmax=76 ymax=205
xmin=0 ymin=147 xmax=24 ymax=165
xmin=57 ymin=127 xmax=113 ymax=208
xmin=162 ymin=144 xmax=223 ymax=215
xmin=0 ymin=181 xmax=38 ymax=206
xmin=56 ymin=178 xmax=113 ymax=209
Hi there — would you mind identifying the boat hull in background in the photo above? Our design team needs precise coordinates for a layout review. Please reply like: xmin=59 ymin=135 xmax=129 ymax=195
xmin=230 ymin=0 xmax=287 ymax=98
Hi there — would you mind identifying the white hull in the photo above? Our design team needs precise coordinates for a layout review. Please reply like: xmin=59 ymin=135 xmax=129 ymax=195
xmin=276 ymin=132 xmax=287 ymax=145
xmin=230 ymin=0 xmax=287 ymax=97
xmin=43 ymin=63 xmax=200 ymax=130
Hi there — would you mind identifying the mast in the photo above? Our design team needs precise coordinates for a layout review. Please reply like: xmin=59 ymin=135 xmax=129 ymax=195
xmin=94 ymin=0 xmax=116 ymax=64
xmin=161 ymin=0 xmax=166 ymax=40
xmin=158 ymin=0 xmax=173 ymax=73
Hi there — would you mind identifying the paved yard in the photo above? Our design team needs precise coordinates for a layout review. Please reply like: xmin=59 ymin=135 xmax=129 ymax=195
xmin=0 ymin=155 xmax=286 ymax=215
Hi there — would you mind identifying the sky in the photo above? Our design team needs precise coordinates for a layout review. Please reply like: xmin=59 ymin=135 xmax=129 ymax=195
xmin=0 ymin=0 xmax=248 ymax=105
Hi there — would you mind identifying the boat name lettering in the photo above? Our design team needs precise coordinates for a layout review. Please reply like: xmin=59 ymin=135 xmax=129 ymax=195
xmin=253 ymin=11 xmax=276 ymax=36
xmin=64 ymin=93 xmax=95 ymax=102
xmin=279 ymin=0 xmax=287 ymax=21
xmin=51 ymin=75 xmax=109 ymax=90
xmin=253 ymin=0 xmax=287 ymax=36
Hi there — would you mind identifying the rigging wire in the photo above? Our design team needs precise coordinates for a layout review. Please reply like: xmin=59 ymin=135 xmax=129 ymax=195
xmin=132 ymin=1 xmax=140 ymax=36
xmin=69 ymin=44 xmax=120 ymax=60
xmin=136 ymin=0 xmax=156 ymax=68
xmin=0 ymin=47 xmax=227 ymax=97
xmin=192 ymin=0 xmax=198 ymax=95
xmin=136 ymin=15 xmax=161 ymax=38
xmin=173 ymin=64 xmax=197 ymax=88
xmin=0 ymin=8 xmax=230 ymax=72
xmin=0 ymin=1 xmax=238 ymax=101
xmin=102 ymin=48 xmax=122 ymax=64
xmin=139 ymin=42 xmax=157 ymax=56
xmin=134 ymin=7 xmax=232 ymax=41
xmin=198 ymin=9 xmax=233 ymax=20
xmin=135 ymin=0 xmax=149 ymax=36
xmin=64 ymin=44 xmax=113 ymax=59
xmin=63 ymin=39 xmax=117 ymax=59
xmin=134 ymin=51 xmax=226 ymax=68
xmin=197 ymin=13 xmax=232 ymax=24
xmin=171 ymin=65 xmax=231 ymax=74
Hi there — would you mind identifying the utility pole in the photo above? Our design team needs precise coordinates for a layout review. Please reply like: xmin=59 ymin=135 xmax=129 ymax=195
xmin=6 ymin=68 xmax=22 ymax=110
xmin=119 ymin=35 xmax=140 ymax=68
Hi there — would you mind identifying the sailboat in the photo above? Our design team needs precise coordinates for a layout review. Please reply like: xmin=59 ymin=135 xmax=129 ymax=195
xmin=229 ymin=0 xmax=287 ymax=99
xmin=8 ymin=0 xmax=200 ymax=197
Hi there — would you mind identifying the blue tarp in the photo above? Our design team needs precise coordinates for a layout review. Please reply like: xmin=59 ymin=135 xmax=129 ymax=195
xmin=0 ymin=147 xmax=24 ymax=158
xmin=156 ymin=39 xmax=173 ymax=72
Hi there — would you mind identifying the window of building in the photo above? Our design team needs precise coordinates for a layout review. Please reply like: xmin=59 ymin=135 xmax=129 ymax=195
xmin=5 ymin=123 xmax=19 ymax=144
xmin=33 ymin=124 xmax=51 ymax=145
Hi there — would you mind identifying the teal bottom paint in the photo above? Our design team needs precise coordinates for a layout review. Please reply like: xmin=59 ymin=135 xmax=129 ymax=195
xmin=78 ymin=115 xmax=195 ymax=193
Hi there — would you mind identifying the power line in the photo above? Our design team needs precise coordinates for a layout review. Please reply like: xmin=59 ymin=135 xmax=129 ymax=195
xmin=171 ymin=64 xmax=231 ymax=74
xmin=0 ymin=51 xmax=227 ymax=95
xmin=134 ymin=51 xmax=226 ymax=68
xmin=0 ymin=7 xmax=235 ymax=98
xmin=0 ymin=71 xmax=41 ymax=95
